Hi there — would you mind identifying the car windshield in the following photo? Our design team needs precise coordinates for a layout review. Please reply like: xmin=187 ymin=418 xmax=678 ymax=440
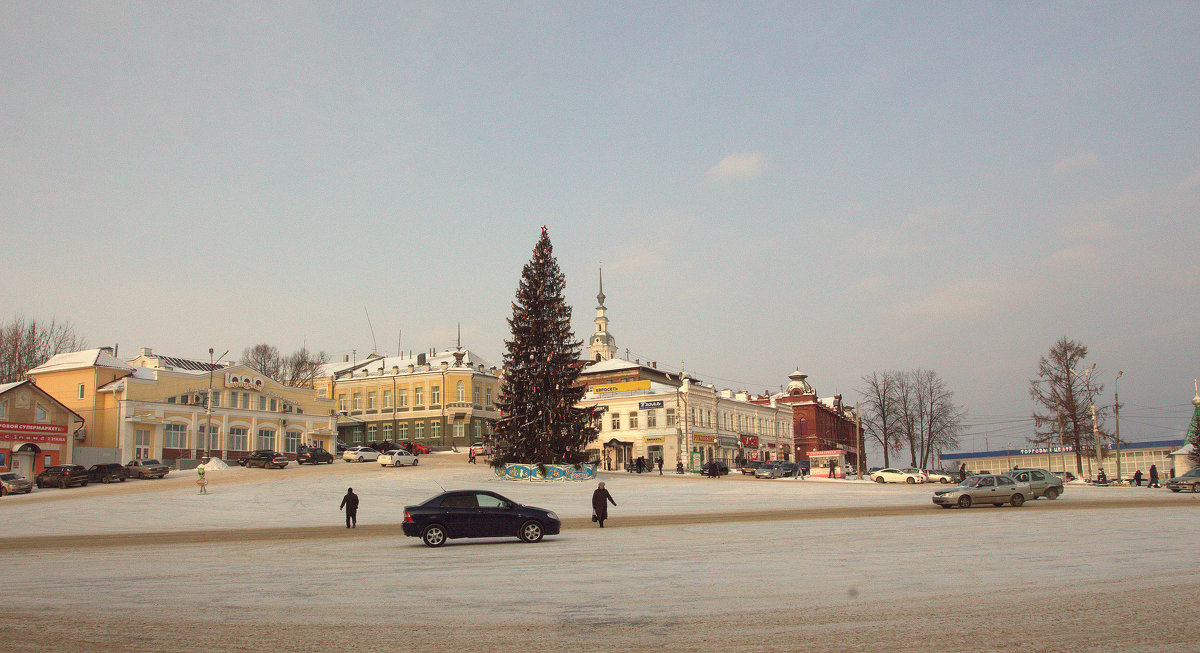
xmin=1 ymin=473 xmax=18 ymax=480
xmin=960 ymin=476 xmax=984 ymax=488
xmin=143 ymin=460 xmax=161 ymax=465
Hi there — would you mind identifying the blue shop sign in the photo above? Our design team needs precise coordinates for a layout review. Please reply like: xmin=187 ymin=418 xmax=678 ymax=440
xmin=639 ymin=400 xmax=664 ymax=409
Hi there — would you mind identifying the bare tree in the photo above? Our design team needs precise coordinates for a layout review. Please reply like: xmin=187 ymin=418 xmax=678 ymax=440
xmin=280 ymin=347 xmax=330 ymax=388
xmin=1028 ymin=337 xmax=1109 ymax=475
xmin=895 ymin=370 xmax=921 ymax=467
xmin=0 ymin=316 xmax=84 ymax=383
xmin=241 ymin=343 xmax=329 ymax=388
xmin=858 ymin=370 xmax=904 ymax=468
xmin=911 ymin=369 xmax=963 ymax=469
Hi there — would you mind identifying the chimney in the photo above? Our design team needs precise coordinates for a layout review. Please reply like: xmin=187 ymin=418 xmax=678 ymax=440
xmin=417 ymin=353 xmax=427 ymax=366
xmin=652 ymin=361 xmax=657 ymax=369
xmin=343 ymin=355 xmax=349 ymax=363
xmin=140 ymin=347 xmax=153 ymax=357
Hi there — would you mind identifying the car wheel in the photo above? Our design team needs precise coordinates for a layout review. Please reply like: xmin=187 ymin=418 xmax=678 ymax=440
xmin=36 ymin=481 xmax=44 ymax=488
xmin=413 ymin=458 xmax=419 ymax=466
xmin=1170 ymin=488 xmax=1181 ymax=492
xmin=906 ymin=477 xmax=915 ymax=484
xmin=519 ymin=520 xmax=544 ymax=543
xmin=0 ymin=486 xmax=5 ymax=496
xmin=119 ymin=476 xmax=125 ymax=482
xmin=357 ymin=456 xmax=364 ymax=463
xmin=60 ymin=478 xmax=68 ymax=489
xmin=1044 ymin=487 xmax=1059 ymax=500
xmin=394 ymin=461 xmax=401 ymax=467
xmin=874 ymin=476 xmax=885 ymax=483
xmin=1010 ymin=493 xmax=1025 ymax=507
xmin=1193 ymin=483 xmax=1200 ymax=494
xmin=941 ymin=478 xmax=951 ymax=483
xmin=139 ymin=472 xmax=147 ymax=479
xmin=957 ymin=495 xmax=972 ymax=509
xmin=422 ymin=524 xmax=447 ymax=547
xmin=81 ymin=480 xmax=88 ymax=486
xmin=939 ymin=504 xmax=951 ymax=508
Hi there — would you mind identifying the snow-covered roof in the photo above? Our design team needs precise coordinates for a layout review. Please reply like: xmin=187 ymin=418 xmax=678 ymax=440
xmin=28 ymin=348 xmax=136 ymax=375
xmin=0 ymin=380 xmax=27 ymax=394
xmin=326 ymin=349 xmax=497 ymax=379
xmin=581 ymin=357 xmax=641 ymax=373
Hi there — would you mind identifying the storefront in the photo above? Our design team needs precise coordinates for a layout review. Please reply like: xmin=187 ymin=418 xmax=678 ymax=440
xmin=807 ymin=449 xmax=847 ymax=478
xmin=690 ymin=432 xmax=715 ymax=468
xmin=0 ymin=380 xmax=83 ymax=477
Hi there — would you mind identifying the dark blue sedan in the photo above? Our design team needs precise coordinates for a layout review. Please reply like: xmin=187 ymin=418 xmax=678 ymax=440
xmin=402 ymin=490 xmax=561 ymax=547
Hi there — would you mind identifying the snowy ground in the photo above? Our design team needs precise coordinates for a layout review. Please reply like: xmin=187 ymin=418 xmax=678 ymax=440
xmin=2 ymin=453 xmax=1197 ymax=651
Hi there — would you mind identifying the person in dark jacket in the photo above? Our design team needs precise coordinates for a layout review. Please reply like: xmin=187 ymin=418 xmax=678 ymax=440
xmin=591 ymin=482 xmax=616 ymax=528
xmin=340 ymin=487 xmax=359 ymax=528
xmin=958 ymin=462 xmax=967 ymax=482
xmin=1148 ymin=465 xmax=1160 ymax=488
xmin=1132 ymin=469 xmax=1143 ymax=486
xmin=656 ymin=457 xmax=663 ymax=475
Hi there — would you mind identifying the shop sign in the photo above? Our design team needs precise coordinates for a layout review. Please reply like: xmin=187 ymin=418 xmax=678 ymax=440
xmin=807 ymin=449 xmax=844 ymax=456
xmin=225 ymin=373 xmax=265 ymax=391
xmin=0 ymin=421 xmax=67 ymax=435
xmin=767 ymin=442 xmax=776 ymax=448
xmin=1020 ymin=445 xmax=1075 ymax=455
xmin=741 ymin=436 xmax=758 ymax=446
xmin=718 ymin=436 xmax=738 ymax=446
xmin=638 ymin=400 xmax=664 ymax=409
xmin=591 ymin=380 xmax=651 ymax=394
xmin=691 ymin=433 xmax=715 ymax=444
xmin=644 ymin=436 xmax=665 ymax=443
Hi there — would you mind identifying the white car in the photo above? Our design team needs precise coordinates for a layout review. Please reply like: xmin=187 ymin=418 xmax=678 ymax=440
xmin=871 ymin=468 xmax=925 ymax=484
xmin=377 ymin=449 xmax=419 ymax=467
xmin=901 ymin=468 xmax=930 ymax=482
xmin=924 ymin=469 xmax=955 ymax=484
xmin=342 ymin=446 xmax=381 ymax=463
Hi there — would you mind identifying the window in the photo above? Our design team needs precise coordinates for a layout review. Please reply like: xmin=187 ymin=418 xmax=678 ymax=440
xmin=414 ymin=387 xmax=424 ymax=406
xmin=453 ymin=422 xmax=464 ymax=440
xmin=34 ymin=404 xmax=48 ymax=423
xmin=228 ymin=427 xmax=248 ymax=451
xmin=367 ymin=391 xmax=377 ymax=409
xmin=383 ymin=424 xmax=393 ymax=439
xmin=317 ymin=388 xmax=328 ymax=399
xmin=198 ymin=425 xmax=220 ymax=451
xmin=0 ymin=400 xmax=6 ymax=419
xmin=257 ymin=429 xmax=275 ymax=450
xmin=258 ymin=395 xmax=267 ymax=411
xmin=284 ymin=431 xmax=301 ymax=453
xmin=270 ymin=398 xmax=278 ymax=412
xmin=164 ymin=423 xmax=188 ymax=449
xmin=666 ymin=408 xmax=676 ymax=427
xmin=455 ymin=381 xmax=465 ymax=402
xmin=415 ymin=421 xmax=425 ymax=439
xmin=353 ymin=393 xmax=362 ymax=410
xmin=240 ymin=392 xmax=249 ymax=409
xmin=472 ymin=421 xmax=481 ymax=439
xmin=432 ymin=422 xmax=442 ymax=439
xmin=134 ymin=429 xmax=150 ymax=459
xmin=167 ymin=396 xmax=176 ymax=404
xmin=212 ymin=392 xmax=220 ymax=408
xmin=367 ymin=425 xmax=377 ymax=439
xmin=611 ymin=413 xmax=621 ymax=430
xmin=628 ymin=412 xmax=638 ymax=429
xmin=398 ymin=388 xmax=408 ymax=408
xmin=338 ymin=394 xmax=347 ymax=411
xmin=431 ymin=385 xmax=440 ymax=405
xmin=647 ymin=410 xmax=657 ymax=428
xmin=77 ymin=383 xmax=85 ymax=400
xmin=398 ymin=423 xmax=408 ymax=438
xmin=383 ymin=390 xmax=392 ymax=408
xmin=486 ymin=388 xmax=492 ymax=407
xmin=473 ymin=386 xmax=481 ymax=406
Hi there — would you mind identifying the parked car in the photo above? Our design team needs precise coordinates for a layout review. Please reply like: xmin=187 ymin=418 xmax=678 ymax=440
xmin=342 ymin=446 xmax=381 ymax=463
xmin=335 ymin=439 xmax=350 ymax=453
xmin=924 ymin=469 xmax=955 ymax=484
xmin=871 ymin=468 xmax=925 ymax=484
xmin=1051 ymin=471 xmax=1078 ymax=483
xmin=35 ymin=465 xmax=89 ymax=489
xmin=0 ymin=472 xmax=34 ymax=495
xmin=126 ymin=459 xmax=170 ymax=479
xmin=378 ymin=449 xmax=419 ymax=467
xmin=932 ymin=474 xmax=1032 ymax=508
xmin=296 ymin=447 xmax=335 ymax=465
xmin=739 ymin=461 xmax=763 ymax=475
xmin=400 ymin=441 xmax=432 ymax=455
xmin=1165 ymin=468 xmax=1200 ymax=493
xmin=755 ymin=464 xmax=785 ymax=479
xmin=241 ymin=450 xmax=289 ymax=469
xmin=402 ymin=489 xmax=560 ymax=547
xmin=901 ymin=468 xmax=929 ymax=482
xmin=87 ymin=463 xmax=129 ymax=484
xmin=703 ymin=460 xmax=730 ymax=477
xmin=1005 ymin=467 xmax=1064 ymax=499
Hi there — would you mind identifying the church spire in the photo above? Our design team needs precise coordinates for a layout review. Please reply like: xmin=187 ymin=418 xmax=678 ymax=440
xmin=597 ymin=266 xmax=606 ymax=307
xmin=588 ymin=266 xmax=616 ymax=362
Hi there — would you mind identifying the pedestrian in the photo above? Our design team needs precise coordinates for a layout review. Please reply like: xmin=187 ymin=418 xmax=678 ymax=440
xmin=340 ymin=487 xmax=359 ymax=528
xmin=1148 ymin=465 xmax=1159 ymax=488
xmin=958 ymin=462 xmax=966 ymax=482
xmin=656 ymin=457 xmax=663 ymax=475
xmin=469 ymin=447 xmax=477 ymax=464
xmin=196 ymin=465 xmax=207 ymax=495
xmin=592 ymin=482 xmax=616 ymax=528
xmin=1132 ymin=469 xmax=1142 ymax=487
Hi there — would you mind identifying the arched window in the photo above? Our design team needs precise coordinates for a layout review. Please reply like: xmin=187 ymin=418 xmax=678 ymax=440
xmin=456 ymin=381 xmax=465 ymax=402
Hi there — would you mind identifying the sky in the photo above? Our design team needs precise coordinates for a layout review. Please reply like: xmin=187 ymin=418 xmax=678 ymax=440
xmin=3 ymin=2 xmax=1198 ymax=455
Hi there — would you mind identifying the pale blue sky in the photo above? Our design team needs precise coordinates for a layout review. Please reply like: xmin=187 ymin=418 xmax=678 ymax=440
xmin=4 ymin=2 xmax=1198 ymax=453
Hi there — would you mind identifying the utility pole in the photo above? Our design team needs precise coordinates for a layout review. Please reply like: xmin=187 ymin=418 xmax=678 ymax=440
xmin=1114 ymin=370 xmax=1123 ymax=483
xmin=855 ymin=402 xmax=863 ymax=480
xmin=1091 ymin=404 xmax=1102 ymax=480
xmin=1057 ymin=412 xmax=1066 ymax=475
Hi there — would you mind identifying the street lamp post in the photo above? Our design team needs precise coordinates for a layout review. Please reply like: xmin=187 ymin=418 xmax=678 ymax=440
xmin=1114 ymin=370 xmax=1123 ymax=483
xmin=205 ymin=348 xmax=229 ymax=461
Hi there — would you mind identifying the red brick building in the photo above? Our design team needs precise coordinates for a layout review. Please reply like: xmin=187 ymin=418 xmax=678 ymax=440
xmin=751 ymin=371 xmax=860 ymax=471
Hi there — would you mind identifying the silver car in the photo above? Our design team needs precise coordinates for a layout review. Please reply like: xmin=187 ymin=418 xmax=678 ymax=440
xmin=0 ymin=472 xmax=34 ymax=495
xmin=932 ymin=474 xmax=1032 ymax=508
xmin=1005 ymin=467 xmax=1064 ymax=499
xmin=1165 ymin=468 xmax=1200 ymax=493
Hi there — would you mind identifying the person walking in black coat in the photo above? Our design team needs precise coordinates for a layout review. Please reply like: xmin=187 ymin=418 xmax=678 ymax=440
xmin=592 ymin=482 xmax=616 ymax=528
xmin=1132 ymin=469 xmax=1143 ymax=487
xmin=340 ymin=487 xmax=359 ymax=528
xmin=656 ymin=457 xmax=663 ymax=475
xmin=1148 ymin=465 xmax=1160 ymax=488
xmin=958 ymin=462 xmax=967 ymax=482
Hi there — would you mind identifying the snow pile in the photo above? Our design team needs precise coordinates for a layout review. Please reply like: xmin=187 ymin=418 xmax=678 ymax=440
xmin=198 ymin=458 xmax=231 ymax=471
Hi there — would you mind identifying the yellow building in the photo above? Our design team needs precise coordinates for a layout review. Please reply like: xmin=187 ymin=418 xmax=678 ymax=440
xmin=1 ymin=380 xmax=85 ymax=476
xmin=27 ymin=347 xmax=336 ymax=467
xmin=313 ymin=348 xmax=500 ymax=449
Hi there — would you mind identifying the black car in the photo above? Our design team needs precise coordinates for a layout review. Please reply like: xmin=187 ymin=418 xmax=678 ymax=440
xmin=240 ymin=450 xmax=289 ymax=469
xmin=35 ymin=465 xmax=89 ymax=489
xmin=703 ymin=460 xmax=730 ymax=477
xmin=87 ymin=463 xmax=129 ymax=484
xmin=296 ymin=447 xmax=334 ymax=465
xmin=402 ymin=490 xmax=561 ymax=547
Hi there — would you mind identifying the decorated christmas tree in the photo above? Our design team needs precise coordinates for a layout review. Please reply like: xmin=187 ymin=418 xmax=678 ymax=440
xmin=492 ymin=227 xmax=597 ymax=466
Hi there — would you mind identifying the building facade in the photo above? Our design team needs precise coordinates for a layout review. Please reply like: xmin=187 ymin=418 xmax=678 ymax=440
xmin=941 ymin=439 xmax=1186 ymax=480
xmin=313 ymin=348 xmax=501 ymax=449
xmin=752 ymin=370 xmax=861 ymax=474
xmin=0 ymin=380 xmax=85 ymax=477
xmin=27 ymin=347 xmax=337 ymax=467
